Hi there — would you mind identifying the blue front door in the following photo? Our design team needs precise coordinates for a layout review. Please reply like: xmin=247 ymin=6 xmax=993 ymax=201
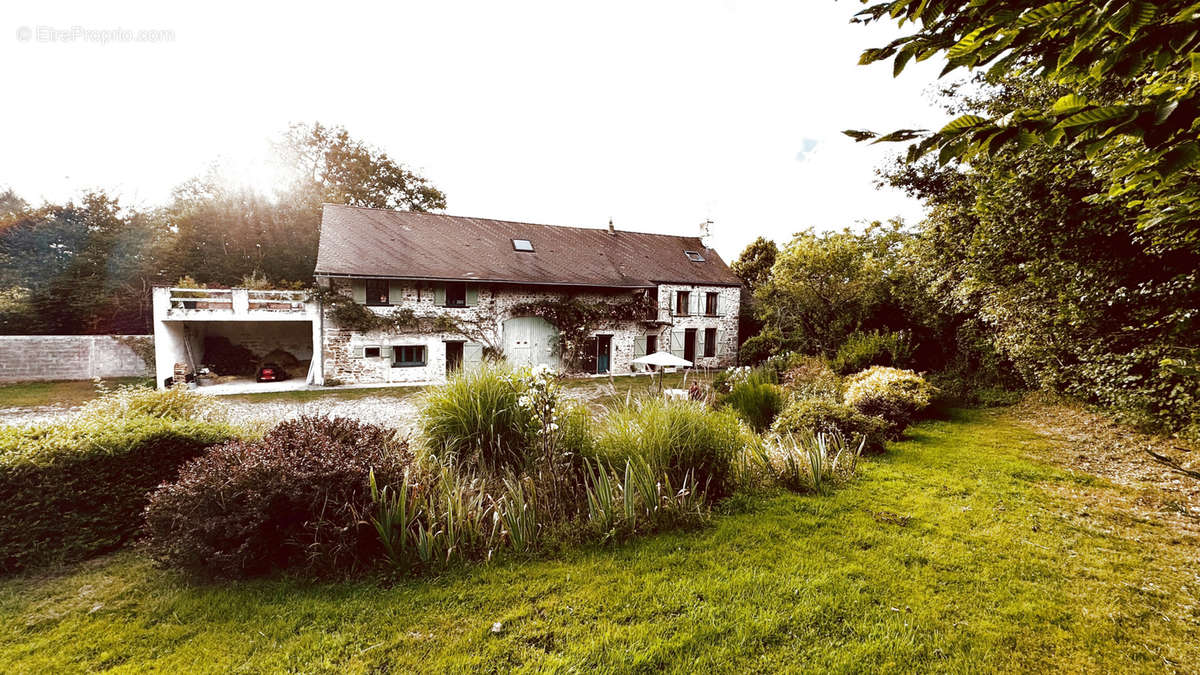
xmin=596 ymin=335 xmax=612 ymax=374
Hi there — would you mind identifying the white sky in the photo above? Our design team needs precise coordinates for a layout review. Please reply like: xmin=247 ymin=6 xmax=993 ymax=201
xmin=2 ymin=0 xmax=950 ymax=262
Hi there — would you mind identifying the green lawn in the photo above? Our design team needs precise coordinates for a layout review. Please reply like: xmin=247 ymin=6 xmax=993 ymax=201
xmin=0 ymin=377 xmax=153 ymax=409
xmin=1 ymin=408 xmax=1195 ymax=672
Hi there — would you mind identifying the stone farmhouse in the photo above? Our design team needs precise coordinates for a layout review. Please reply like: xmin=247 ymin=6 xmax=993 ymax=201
xmin=152 ymin=205 xmax=741 ymax=389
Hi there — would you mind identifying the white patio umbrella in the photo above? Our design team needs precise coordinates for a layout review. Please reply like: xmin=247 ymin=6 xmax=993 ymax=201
xmin=631 ymin=351 xmax=693 ymax=392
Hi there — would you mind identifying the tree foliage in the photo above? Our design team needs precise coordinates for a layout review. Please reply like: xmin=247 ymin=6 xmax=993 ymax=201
xmin=731 ymin=236 xmax=778 ymax=352
xmin=882 ymin=76 xmax=1200 ymax=435
xmin=0 ymin=123 xmax=446 ymax=334
xmin=846 ymin=0 xmax=1200 ymax=253
xmin=731 ymin=236 xmax=778 ymax=292
xmin=277 ymin=122 xmax=446 ymax=212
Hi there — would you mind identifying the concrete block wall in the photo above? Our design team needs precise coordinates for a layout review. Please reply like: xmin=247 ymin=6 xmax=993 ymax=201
xmin=0 ymin=335 xmax=152 ymax=383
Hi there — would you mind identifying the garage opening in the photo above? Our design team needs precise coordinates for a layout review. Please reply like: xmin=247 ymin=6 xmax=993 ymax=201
xmin=163 ymin=320 xmax=315 ymax=393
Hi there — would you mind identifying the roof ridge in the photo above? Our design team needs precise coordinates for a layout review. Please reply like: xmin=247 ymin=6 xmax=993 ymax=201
xmin=321 ymin=203 xmax=704 ymax=242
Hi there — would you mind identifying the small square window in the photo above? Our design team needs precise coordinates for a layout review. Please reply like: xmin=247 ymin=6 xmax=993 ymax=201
xmin=363 ymin=346 xmax=381 ymax=358
xmin=684 ymin=250 xmax=705 ymax=262
xmin=512 ymin=239 xmax=534 ymax=252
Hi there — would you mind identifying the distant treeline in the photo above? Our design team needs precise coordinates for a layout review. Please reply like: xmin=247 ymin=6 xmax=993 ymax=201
xmin=0 ymin=123 xmax=445 ymax=335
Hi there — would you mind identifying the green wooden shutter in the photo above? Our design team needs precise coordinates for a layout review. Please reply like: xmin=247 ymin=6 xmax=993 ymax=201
xmin=465 ymin=284 xmax=479 ymax=307
xmin=354 ymin=345 xmax=366 ymax=358
xmin=434 ymin=284 xmax=446 ymax=306
xmin=352 ymin=279 xmax=366 ymax=304
xmin=696 ymin=329 xmax=706 ymax=360
xmin=463 ymin=343 xmax=483 ymax=370
xmin=688 ymin=292 xmax=699 ymax=316
xmin=715 ymin=293 xmax=724 ymax=316
xmin=634 ymin=335 xmax=647 ymax=358
xmin=670 ymin=329 xmax=685 ymax=358
xmin=714 ymin=329 xmax=722 ymax=356
xmin=388 ymin=281 xmax=405 ymax=305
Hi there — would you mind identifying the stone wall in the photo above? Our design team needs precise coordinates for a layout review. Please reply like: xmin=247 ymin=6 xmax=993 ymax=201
xmin=0 ymin=335 xmax=153 ymax=383
xmin=655 ymin=283 xmax=741 ymax=370
xmin=319 ymin=278 xmax=739 ymax=385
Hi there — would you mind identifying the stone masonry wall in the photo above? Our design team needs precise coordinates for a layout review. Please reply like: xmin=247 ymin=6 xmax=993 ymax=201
xmin=320 ymin=278 xmax=739 ymax=385
xmin=0 ymin=335 xmax=152 ymax=383
xmin=655 ymin=283 xmax=741 ymax=370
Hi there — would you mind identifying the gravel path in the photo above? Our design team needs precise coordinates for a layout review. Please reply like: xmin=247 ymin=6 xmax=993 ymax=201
xmin=0 ymin=376 xmax=649 ymax=432
xmin=0 ymin=395 xmax=424 ymax=435
xmin=223 ymin=395 xmax=423 ymax=434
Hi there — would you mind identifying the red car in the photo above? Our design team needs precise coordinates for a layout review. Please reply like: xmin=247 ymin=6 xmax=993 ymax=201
xmin=255 ymin=363 xmax=290 ymax=383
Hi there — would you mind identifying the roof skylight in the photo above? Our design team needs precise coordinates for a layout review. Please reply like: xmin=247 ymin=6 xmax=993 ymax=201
xmin=684 ymin=250 xmax=705 ymax=262
xmin=512 ymin=239 xmax=534 ymax=252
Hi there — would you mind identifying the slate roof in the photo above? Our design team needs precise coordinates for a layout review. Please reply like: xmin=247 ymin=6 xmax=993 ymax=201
xmin=314 ymin=205 xmax=742 ymax=288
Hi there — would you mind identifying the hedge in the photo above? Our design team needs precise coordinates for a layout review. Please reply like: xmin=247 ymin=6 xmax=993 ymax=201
xmin=0 ymin=415 xmax=236 ymax=573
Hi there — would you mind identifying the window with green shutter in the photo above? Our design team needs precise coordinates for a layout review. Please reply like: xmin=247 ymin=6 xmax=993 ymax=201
xmin=675 ymin=291 xmax=690 ymax=316
xmin=445 ymin=282 xmax=467 ymax=307
xmin=366 ymin=279 xmax=390 ymax=306
xmin=392 ymin=345 xmax=426 ymax=367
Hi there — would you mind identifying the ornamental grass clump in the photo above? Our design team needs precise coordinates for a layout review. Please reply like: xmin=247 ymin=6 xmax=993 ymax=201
xmin=747 ymin=431 xmax=865 ymax=495
xmin=83 ymin=380 xmax=226 ymax=423
xmin=591 ymin=398 xmax=747 ymax=500
xmin=582 ymin=454 xmax=705 ymax=541
xmin=843 ymin=366 xmax=935 ymax=436
xmin=719 ymin=374 xmax=784 ymax=433
xmin=418 ymin=362 xmax=533 ymax=471
xmin=780 ymin=355 xmax=843 ymax=401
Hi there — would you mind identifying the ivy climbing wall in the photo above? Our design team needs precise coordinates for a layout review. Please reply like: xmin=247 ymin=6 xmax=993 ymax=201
xmin=319 ymin=277 xmax=738 ymax=385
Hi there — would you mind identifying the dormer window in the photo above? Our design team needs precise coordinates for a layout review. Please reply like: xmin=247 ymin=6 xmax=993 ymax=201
xmin=512 ymin=239 xmax=534 ymax=252
xmin=684 ymin=250 xmax=705 ymax=262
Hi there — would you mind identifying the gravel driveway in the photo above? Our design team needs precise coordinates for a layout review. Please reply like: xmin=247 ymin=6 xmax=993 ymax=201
xmin=0 ymin=394 xmax=424 ymax=435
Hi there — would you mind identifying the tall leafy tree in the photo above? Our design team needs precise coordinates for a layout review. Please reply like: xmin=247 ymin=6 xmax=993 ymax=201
xmin=883 ymin=77 xmax=1200 ymax=433
xmin=731 ymin=236 xmax=778 ymax=292
xmin=277 ymin=122 xmax=447 ymax=212
xmin=161 ymin=123 xmax=448 ymax=287
xmin=846 ymin=0 xmax=1200 ymax=253
xmin=730 ymin=236 xmax=778 ymax=352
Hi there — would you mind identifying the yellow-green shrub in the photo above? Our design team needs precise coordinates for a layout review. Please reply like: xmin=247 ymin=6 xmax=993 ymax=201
xmin=771 ymin=396 xmax=887 ymax=453
xmin=843 ymin=366 xmax=935 ymax=434
xmin=0 ymin=387 xmax=236 ymax=573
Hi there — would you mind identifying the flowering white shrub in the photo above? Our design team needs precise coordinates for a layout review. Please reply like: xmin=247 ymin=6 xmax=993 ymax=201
xmin=842 ymin=366 xmax=935 ymax=433
xmin=715 ymin=365 xmax=756 ymax=393
xmin=516 ymin=364 xmax=562 ymax=437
